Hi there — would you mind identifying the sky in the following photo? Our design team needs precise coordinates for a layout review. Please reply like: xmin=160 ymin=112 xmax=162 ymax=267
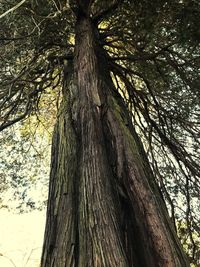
xmin=0 ymin=209 xmax=46 ymax=267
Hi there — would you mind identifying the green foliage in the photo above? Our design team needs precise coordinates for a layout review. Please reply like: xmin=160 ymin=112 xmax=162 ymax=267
xmin=0 ymin=87 xmax=57 ymax=212
xmin=0 ymin=119 xmax=51 ymax=212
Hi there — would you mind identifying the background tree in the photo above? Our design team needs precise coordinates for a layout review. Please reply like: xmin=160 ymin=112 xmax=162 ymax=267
xmin=0 ymin=107 xmax=53 ymax=212
xmin=0 ymin=0 xmax=200 ymax=266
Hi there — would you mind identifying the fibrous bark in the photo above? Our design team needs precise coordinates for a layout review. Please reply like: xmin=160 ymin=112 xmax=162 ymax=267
xmin=41 ymin=7 xmax=189 ymax=267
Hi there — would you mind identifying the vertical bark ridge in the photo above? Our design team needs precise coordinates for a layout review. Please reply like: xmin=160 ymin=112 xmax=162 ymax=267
xmin=78 ymin=107 xmax=128 ymax=266
xmin=74 ymin=15 xmax=129 ymax=267
xmin=103 ymin=94 xmax=189 ymax=267
xmin=41 ymin=88 xmax=78 ymax=267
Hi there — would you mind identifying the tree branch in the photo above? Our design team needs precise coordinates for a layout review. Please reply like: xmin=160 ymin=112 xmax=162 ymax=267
xmin=93 ymin=0 xmax=121 ymax=23
xmin=0 ymin=0 xmax=27 ymax=19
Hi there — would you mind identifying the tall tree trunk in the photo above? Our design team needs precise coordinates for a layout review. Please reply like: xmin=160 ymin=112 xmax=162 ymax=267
xmin=41 ymin=10 xmax=189 ymax=267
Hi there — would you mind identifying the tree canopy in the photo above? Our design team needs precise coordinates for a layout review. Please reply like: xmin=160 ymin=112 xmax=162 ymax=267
xmin=0 ymin=0 xmax=200 ymax=265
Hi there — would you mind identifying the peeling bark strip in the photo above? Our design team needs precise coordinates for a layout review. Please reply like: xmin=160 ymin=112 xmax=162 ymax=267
xmin=41 ymin=3 xmax=189 ymax=267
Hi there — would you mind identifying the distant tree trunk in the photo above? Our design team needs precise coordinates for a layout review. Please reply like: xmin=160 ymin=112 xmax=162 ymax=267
xmin=41 ymin=10 xmax=189 ymax=267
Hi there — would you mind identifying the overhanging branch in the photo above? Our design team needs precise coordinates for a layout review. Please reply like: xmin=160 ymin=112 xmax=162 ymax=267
xmin=0 ymin=0 xmax=27 ymax=19
xmin=93 ymin=0 xmax=122 ymax=23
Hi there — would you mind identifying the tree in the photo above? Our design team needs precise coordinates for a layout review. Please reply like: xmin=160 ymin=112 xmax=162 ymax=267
xmin=0 ymin=0 xmax=200 ymax=266
xmin=0 ymin=118 xmax=51 ymax=212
